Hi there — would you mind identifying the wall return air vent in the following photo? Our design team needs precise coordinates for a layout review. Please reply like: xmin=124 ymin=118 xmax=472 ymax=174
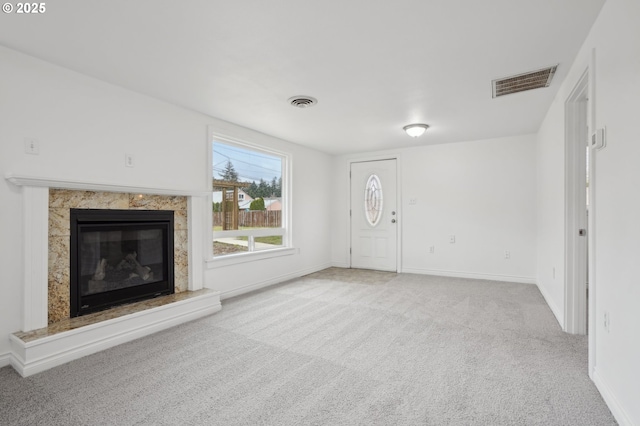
xmin=492 ymin=65 xmax=558 ymax=98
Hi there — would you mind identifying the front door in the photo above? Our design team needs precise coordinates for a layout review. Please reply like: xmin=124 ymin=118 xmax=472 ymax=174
xmin=350 ymin=159 xmax=397 ymax=271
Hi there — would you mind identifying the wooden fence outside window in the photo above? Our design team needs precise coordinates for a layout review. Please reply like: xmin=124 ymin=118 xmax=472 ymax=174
xmin=213 ymin=211 xmax=282 ymax=228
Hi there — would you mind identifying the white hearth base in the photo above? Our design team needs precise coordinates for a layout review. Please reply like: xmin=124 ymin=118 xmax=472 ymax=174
xmin=9 ymin=290 xmax=221 ymax=377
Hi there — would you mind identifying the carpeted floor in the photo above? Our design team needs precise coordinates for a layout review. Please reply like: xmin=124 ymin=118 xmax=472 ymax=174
xmin=0 ymin=268 xmax=616 ymax=425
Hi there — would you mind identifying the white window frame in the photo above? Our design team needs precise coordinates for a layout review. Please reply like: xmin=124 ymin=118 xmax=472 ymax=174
xmin=205 ymin=131 xmax=294 ymax=267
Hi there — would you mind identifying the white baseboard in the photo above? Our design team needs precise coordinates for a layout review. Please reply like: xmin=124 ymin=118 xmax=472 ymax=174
xmin=0 ymin=351 xmax=13 ymax=368
xmin=593 ymin=368 xmax=634 ymax=426
xmin=400 ymin=267 xmax=536 ymax=285
xmin=331 ymin=261 xmax=350 ymax=268
xmin=535 ymin=281 xmax=564 ymax=329
xmin=9 ymin=291 xmax=221 ymax=377
xmin=218 ymin=262 xmax=332 ymax=300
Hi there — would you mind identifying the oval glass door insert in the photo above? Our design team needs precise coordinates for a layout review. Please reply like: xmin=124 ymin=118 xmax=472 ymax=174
xmin=364 ymin=174 xmax=383 ymax=227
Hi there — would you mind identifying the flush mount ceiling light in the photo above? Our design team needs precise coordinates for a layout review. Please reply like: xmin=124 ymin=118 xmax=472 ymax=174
xmin=288 ymin=95 xmax=318 ymax=108
xmin=403 ymin=123 xmax=430 ymax=137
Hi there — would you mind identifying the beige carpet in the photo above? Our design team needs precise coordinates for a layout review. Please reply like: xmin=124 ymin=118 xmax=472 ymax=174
xmin=0 ymin=268 xmax=616 ymax=425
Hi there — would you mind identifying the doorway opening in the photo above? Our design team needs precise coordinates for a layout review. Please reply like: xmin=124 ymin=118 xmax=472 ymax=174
xmin=564 ymin=70 xmax=589 ymax=335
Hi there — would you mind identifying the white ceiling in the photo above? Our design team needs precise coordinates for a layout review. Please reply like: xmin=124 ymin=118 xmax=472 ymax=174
xmin=0 ymin=0 xmax=605 ymax=155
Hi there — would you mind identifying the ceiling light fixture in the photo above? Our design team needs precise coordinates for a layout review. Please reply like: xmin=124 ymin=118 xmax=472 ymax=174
xmin=403 ymin=123 xmax=430 ymax=137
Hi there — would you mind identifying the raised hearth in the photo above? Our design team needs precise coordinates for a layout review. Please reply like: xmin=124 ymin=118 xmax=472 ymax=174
xmin=10 ymin=289 xmax=220 ymax=377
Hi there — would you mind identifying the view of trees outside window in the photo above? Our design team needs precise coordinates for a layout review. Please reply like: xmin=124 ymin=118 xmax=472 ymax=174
xmin=212 ymin=141 xmax=285 ymax=256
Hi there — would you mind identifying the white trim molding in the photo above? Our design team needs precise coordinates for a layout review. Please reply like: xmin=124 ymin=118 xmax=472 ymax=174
xmin=0 ymin=352 xmax=15 ymax=369
xmin=22 ymin=186 xmax=50 ymax=331
xmin=593 ymin=368 xmax=633 ymax=426
xmin=587 ymin=48 xmax=598 ymax=378
xmin=346 ymin=154 xmax=402 ymax=272
xmin=401 ymin=267 xmax=536 ymax=285
xmin=187 ymin=196 xmax=205 ymax=291
xmin=208 ymin=114 xmax=293 ymax=266
xmin=5 ymin=173 xmax=210 ymax=197
xmin=217 ymin=262 xmax=331 ymax=300
xmin=207 ymin=247 xmax=297 ymax=268
xmin=563 ymin=69 xmax=589 ymax=336
xmin=536 ymin=281 xmax=564 ymax=329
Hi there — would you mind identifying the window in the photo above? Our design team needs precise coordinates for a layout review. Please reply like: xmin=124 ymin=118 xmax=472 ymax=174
xmin=211 ymin=138 xmax=289 ymax=258
xmin=364 ymin=174 xmax=383 ymax=227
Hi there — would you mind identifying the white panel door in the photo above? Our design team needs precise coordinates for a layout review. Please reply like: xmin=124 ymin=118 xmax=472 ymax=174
xmin=350 ymin=159 xmax=397 ymax=271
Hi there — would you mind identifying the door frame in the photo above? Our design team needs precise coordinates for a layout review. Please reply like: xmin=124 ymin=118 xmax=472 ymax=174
xmin=564 ymin=52 xmax=597 ymax=377
xmin=564 ymin=68 xmax=589 ymax=336
xmin=347 ymin=154 xmax=402 ymax=272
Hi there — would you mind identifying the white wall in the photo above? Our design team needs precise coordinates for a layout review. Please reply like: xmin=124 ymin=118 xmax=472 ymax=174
xmin=536 ymin=0 xmax=640 ymax=423
xmin=0 ymin=47 xmax=332 ymax=360
xmin=332 ymin=134 xmax=537 ymax=283
xmin=535 ymin=95 xmax=567 ymax=323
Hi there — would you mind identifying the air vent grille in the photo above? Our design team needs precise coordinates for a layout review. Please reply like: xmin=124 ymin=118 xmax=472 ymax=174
xmin=288 ymin=96 xmax=318 ymax=108
xmin=492 ymin=65 xmax=558 ymax=98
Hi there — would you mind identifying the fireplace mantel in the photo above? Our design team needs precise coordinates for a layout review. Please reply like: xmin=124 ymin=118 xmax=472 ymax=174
xmin=6 ymin=172 xmax=211 ymax=330
xmin=5 ymin=172 xmax=219 ymax=376
xmin=5 ymin=172 xmax=210 ymax=197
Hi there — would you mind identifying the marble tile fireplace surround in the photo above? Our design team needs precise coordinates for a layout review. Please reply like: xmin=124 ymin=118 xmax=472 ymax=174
xmin=5 ymin=174 xmax=221 ymax=377
xmin=50 ymin=190 xmax=185 ymax=321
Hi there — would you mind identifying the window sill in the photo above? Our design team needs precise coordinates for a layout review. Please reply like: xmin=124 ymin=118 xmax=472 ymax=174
xmin=206 ymin=247 xmax=297 ymax=268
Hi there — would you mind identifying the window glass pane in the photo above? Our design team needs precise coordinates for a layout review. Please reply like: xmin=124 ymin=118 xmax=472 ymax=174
xmin=212 ymin=140 xmax=286 ymax=257
xmin=213 ymin=239 xmax=248 ymax=255
xmin=252 ymin=235 xmax=284 ymax=251
xmin=364 ymin=174 xmax=383 ymax=227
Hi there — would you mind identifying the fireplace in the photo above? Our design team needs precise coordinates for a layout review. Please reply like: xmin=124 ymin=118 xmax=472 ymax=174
xmin=4 ymin=181 xmax=221 ymax=377
xmin=70 ymin=209 xmax=175 ymax=317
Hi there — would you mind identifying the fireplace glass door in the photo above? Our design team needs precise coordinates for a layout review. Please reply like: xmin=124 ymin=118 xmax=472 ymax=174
xmin=70 ymin=209 xmax=174 ymax=317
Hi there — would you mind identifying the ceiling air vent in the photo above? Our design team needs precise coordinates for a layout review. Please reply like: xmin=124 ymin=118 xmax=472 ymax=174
xmin=492 ymin=65 xmax=558 ymax=98
xmin=288 ymin=96 xmax=318 ymax=108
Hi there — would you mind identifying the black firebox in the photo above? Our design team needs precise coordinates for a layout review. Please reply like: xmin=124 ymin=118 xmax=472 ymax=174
xmin=70 ymin=209 xmax=174 ymax=317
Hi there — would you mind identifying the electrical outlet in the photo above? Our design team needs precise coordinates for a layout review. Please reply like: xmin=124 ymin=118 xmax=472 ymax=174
xmin=24 ymin=138 xmax=40 ymax=155
xmin=604 ymin=312 xmax=610 ymax=333
xmin=429 ymin=246 xmax=435 ymax=254
xmin=125 ymin=154 xmax=135 ymax=168
xmin=504 ymin=251 xmax=510 ymax=260
xmin=449 ymin=235 xmax=455 ymax=244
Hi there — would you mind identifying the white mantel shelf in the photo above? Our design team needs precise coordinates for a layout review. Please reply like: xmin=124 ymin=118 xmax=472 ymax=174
xmin=5 ymin=172 xmax=210 ymax=197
